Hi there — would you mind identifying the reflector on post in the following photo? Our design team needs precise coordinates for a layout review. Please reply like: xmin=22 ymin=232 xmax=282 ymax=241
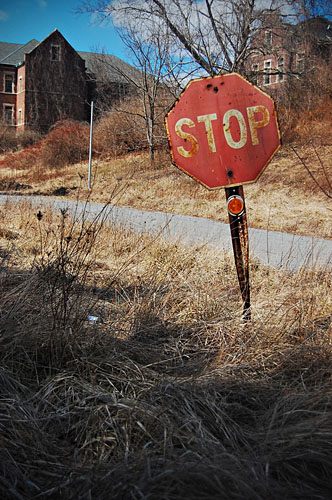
xmin=227 ymin=195 xmax=244 ymax=217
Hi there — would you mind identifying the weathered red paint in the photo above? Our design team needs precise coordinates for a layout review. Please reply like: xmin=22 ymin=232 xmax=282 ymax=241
xmin=165 ymin=73 xmax=281 ymax=189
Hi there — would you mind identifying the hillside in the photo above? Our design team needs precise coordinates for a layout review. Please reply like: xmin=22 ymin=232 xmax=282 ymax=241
xmin=0 ymin=131 xmax=332 ymax=498
xmin=1 ymin=143 xmax=332 ymax=240
xmin=0 ymin=192 xmax=331 ymax=498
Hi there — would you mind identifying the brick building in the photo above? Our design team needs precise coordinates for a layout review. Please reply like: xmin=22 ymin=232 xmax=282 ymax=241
xmin=0 ymin=29 xmax=137 ymax=131
xmin=247 ymin=15 xmax=332 ymax=94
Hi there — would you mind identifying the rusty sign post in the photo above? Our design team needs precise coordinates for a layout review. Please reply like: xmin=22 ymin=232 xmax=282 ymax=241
xmin=225 ymin=185 xmax=250 ymax=320
xmin=165 ymin=73 xmax=280 ymax=320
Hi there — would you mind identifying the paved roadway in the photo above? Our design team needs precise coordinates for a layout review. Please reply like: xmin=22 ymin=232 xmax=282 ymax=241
xmin=2 ymin=194 xmax=332 ymax=271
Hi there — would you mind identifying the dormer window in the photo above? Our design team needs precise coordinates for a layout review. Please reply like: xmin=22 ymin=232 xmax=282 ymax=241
xmin=51 ymin=45 xmax=61 ymax=61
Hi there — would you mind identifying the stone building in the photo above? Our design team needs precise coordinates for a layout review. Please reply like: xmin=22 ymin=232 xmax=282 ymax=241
xmin=247 ymin=15 xmax=332 ymax=94
xmin=0 ymin=29 xmax=137 ymax=131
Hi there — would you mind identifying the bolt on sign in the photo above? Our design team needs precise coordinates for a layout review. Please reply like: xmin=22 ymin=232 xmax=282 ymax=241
xmin=165 ymin=73 xmax=281 ymax=320
xmin=165 ymin=73 xmax=280 ymax=189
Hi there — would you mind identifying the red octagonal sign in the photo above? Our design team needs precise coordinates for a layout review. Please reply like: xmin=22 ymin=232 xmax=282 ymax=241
xmin=165 ymin=73 xmax=281 ymax=189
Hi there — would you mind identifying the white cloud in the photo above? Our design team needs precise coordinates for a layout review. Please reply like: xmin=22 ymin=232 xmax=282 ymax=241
xmin=38 ymin=0 xmax=47 ymax=8
xmin=0 ymin=10 xmax=8 ymax=21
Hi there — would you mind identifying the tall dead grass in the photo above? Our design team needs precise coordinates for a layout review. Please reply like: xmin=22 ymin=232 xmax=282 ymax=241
xmin=0 ymin=200 xmax=331 ymax=499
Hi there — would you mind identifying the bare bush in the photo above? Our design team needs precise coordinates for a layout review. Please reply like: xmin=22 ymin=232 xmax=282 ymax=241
xmin=32 ymin=202 xmax=113 ymax=364
xmin=94 ymin=93 xmax=171 ymax=159
xmin=40 ymin=120 xmax=90 ymax=167
xmin=0 ymin=126 xmax=20 ymax=153
xmin=0 ymin=143 xmax=42 ymax=171
xmin=16 ymin=128 xmax=41 ymax=149
xmin=94 ymin=105 xmax=146 ymax=157
xmin=278 ymin=61 xmax=332 ymax=144
xmin=0 ymin=125 xmax=40 ymax=154
xmin=0 ymin=120 xmax=89 ymax=174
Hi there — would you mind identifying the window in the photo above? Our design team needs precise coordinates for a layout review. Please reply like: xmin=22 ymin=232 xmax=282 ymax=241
xmin=265 ymin=31 xmax=272 ymax=49
xmin=252 ymin=63 xmax=259 ymax=85
xmin=18 ymin=109 xmax=22 ymax=124
xmin=278 ymin=57 xmax=284 ymax=82
xmin=4 ymin=105 xmax=14 ymax=125
xmin=263 ymin=59 xmax=271 ymax=85
xmin=51 ymin=45 xmax=61 ymax=61
xmin=4 ymin=74 xmax=14 ymax=93
xmin=18 ymin=76 xmax=23 ymax=93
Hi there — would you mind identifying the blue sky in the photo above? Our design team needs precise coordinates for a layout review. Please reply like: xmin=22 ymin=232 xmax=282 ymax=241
xmin=0 ymin=0 xmax=128 ymax=59
xmin=1 ymin=0 xmax=330 ymax=61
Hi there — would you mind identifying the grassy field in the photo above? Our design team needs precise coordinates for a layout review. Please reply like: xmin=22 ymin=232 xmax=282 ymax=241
xmin=1 ymin=143 xmax=332 ymax=239
xmin=0 ymin=161 xmax=331 ymax=500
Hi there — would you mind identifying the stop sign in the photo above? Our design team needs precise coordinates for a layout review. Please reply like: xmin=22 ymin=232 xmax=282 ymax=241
xmin=165 ymin=73 xmax=280 ymax=189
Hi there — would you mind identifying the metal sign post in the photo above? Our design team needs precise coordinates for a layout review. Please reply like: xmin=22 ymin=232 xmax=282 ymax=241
xmin=88 ymin=101 xmax=94 ymax=190
xmin=225 ymin=185 xmax=250 ymax=320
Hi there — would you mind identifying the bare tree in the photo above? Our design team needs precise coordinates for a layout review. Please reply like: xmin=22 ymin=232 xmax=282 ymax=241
xmin=79 ymin=4 xmax=182 ymax=160
xmin=80 ymin=1 xmax=320 ymax=78
xmin=80 ymin=0 xmax=332 ymax=84
xmin=111 ymin=18 xmax=175 ymax=159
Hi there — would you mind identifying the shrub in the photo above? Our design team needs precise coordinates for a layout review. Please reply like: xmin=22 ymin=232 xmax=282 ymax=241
xmin=0 ymin=143 xmax=42 ymax=171
xmin=94 ymin=101 xmax=147 ymax=157
xmin=0 ymin=126 xmax=20 ymax=153
xmin=16 ymin=128 xmax=41 ymax=149
xmin=278 ymin=61 xmax=332 ymax=144
xmin=94 ymin=94 xmax=170 ymax=158
xmin=0 ymin=125 xmax=41 ymax=153
xmin=40 ymin=120 xmax=90 ymax=168
xmin=0 ymin=120 xmax=89 ymax=172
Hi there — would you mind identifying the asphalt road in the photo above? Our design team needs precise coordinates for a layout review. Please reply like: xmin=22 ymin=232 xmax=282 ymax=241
xmin=2 ymin=194 xmax=332 ymax=271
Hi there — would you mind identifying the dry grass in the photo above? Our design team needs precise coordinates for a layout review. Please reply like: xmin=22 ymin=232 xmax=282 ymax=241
xmin=1 ymin=72 xmax=331 ymax=499
xmin=1 ymin=143 xmax=331 ymax=239
xmin=0 ymin=199 xmax=331 ymax=499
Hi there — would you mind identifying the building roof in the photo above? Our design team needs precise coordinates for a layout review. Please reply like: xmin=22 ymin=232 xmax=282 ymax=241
xmin=0 ymin=42 xmax=22 ymax=62
xmin=284 ymin=16 xmax=332 ymax=44
xmin=0 ymin=39 xmax=39 ymax=66
xmin=302 ymin=16 xmax=332 ymax=44
xmin=78 ymin=51 xmax=141 ymax=84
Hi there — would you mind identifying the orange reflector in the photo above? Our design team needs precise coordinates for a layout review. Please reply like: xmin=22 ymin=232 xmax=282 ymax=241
xmin=227 ymin=195 xmax=244 ymax=216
